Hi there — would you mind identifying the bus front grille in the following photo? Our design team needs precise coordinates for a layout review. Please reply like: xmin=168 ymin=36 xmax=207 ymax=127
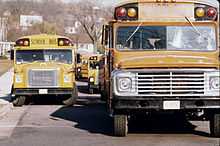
xmin=137 ymin=71 xmax=205 ymax=97
xmin=28 ymin=70 xmax=58 ymax=87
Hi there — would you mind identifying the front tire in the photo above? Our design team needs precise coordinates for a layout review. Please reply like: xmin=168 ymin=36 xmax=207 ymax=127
xmin=210 ymin=113 xmax=220 ymax=137
xmin=114 ymin=115 xmax=128 ymax=137
xmin=12 ymin=96 xmax=26 ymax=107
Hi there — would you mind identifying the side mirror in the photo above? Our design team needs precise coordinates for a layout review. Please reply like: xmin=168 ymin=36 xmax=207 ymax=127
xmin=101 ymin=25 xmax=109 ymax=46
xmin=10 ymin=50 xmax=14 ymax=60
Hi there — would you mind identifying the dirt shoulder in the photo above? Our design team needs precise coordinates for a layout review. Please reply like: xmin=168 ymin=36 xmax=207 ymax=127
xmin=0 ymin=60 xmax=13 ymax=76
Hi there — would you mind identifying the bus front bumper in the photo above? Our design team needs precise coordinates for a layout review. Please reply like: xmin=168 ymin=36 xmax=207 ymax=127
xmin=113 ymin=96 xmax=220 ymax=110
xmin=13 ymin=88 xmax=73 ymax=96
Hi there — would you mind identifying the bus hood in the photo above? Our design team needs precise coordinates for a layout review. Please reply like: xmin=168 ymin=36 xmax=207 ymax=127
xmin=15 ymin=62 xmax=73 ymax=73
xmin=114 ymin=51 xmax=219 ymax=69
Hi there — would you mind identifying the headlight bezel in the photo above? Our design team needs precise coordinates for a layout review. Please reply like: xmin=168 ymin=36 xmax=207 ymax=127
xmin=112 ymin=71 xmax=137 ymax=96
xmin=205 ymin=71 xmax=220 ymax=96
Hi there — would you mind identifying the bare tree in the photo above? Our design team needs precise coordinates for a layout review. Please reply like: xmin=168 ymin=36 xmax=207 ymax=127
xmin=71 ymin=0 xmax=112 ymax=46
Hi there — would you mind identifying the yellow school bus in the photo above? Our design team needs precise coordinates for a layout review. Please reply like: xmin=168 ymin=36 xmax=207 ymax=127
xmin=101 ymin=0 xmax=220 ymax=136
xmin=87 ymin=54 xmax=104 ymax=94
xmin=11 ymin=34 xmax=77 ymax=106
xmin=80 ymin=54 xmax=90 ymax=79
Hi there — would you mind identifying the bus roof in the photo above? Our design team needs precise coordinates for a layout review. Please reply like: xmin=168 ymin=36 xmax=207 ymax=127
xmin=17 ymin=34 xmax=70 ymax=40
xmin=116 ymin=0 xmax=219 ymax=8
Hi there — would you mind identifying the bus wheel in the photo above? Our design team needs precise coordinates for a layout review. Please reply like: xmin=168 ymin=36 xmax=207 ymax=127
xmin=114 ymin=115 xmax=128 ymax=137
xmin=100 ymin=91 xmax=107 ymax=101
xmin=12 ymin=96 xmax=26 ymax=107
xmin=210 ymin=113 xmax=220 ymax=137
xmin=63 ymin=87 xmax=78 ymax=106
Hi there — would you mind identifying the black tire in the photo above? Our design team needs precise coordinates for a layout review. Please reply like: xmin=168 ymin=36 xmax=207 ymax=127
xmin=210 ymin=113 xmax=220 ymax=137
xmin=100 ymin=91 xmax=107 ymax=101
xmin=62 ymin=87 xmax=78 ymax=106
xmin=114 ymin=115 xmax=128 ymax=137
xmin=12 ymin=96 xmax=26 ymax=107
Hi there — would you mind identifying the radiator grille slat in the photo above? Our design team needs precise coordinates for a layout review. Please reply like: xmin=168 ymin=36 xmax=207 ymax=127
xmin=137 ymin=71 xmax=205 ymax=96
xmin=28 ymin=70 xmax=58 ymax=87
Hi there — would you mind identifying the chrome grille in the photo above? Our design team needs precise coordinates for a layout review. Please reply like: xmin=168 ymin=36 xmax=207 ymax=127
xmin=137 ymin=71 xmax=205 ymax=97
xmin=28 ymin=70 xmax=58 ymax=87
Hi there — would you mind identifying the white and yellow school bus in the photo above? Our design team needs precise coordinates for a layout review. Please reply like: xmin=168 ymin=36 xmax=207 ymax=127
xmin=87 ymin=54 xmax=104 ymax=94
xmin=12 ymin=34 xmax=77 ymax=106
xmin=101 ymin=0 xmax=220 ymax=136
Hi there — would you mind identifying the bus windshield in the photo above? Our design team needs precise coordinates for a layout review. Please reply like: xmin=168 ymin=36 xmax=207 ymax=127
xmin=116 ymin=25 xmax=216 ymax=51
xmin=16 ymin=49 xmax=72 ymax=64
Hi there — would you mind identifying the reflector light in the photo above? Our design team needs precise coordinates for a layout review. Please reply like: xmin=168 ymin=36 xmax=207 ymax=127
xmin=207 ymin=8 xmax=217 ymax=18
xmin=195 ymin=8 xmax=205 ymax=17
xmin=128 ymin=8 xmax=137 ymax=17
xmin=116 ymin=7 xmax=127 ymax=17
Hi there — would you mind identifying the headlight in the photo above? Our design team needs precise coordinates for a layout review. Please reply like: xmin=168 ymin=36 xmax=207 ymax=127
xmin=118 ymin=77 xmax=132 ymax=91
xmin=64 ymin=75 xmax=71 ymax=83
xmin=89 ymin=77 xmax=94 ymax=82
xmin=205 ymin=71 xmax=220 ymax=96
xmin=209 ymin=76 xmax=220 ymax=90
xmin=15 ymin=75 xmax=22 ymax=83
xmin=113 ymin=71 xmax=137 ymax=95
xmin=77 ymin=68 xmax=81 ymax=72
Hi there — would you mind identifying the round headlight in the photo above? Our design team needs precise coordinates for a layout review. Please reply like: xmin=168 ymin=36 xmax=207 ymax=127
xmin=118 ymin=77 xmax=132 ymax=91
xmin=210 ymin=77 xmax=220 ymax=90
xmin=89 ymin=77 xmax=94 ymax=82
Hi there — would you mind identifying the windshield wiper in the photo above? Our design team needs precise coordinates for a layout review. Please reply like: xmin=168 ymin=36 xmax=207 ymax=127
xmin=184 ymin=16 xmax=202 ymax=36
xmin=126 ymin=22 xmax=143 ymax=43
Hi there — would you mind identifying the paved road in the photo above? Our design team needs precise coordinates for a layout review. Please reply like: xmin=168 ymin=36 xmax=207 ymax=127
xmin=0 ymin=81 xmax=219 ymax=146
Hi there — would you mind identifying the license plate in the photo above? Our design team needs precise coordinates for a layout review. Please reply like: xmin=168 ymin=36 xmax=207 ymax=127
xmin=163 ymin=101 xmax=180 ymax=110
xmin=39 ymin=89 xmax=48 ymax=94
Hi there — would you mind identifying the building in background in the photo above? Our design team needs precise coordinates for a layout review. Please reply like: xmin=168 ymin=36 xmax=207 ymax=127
xmin=20 ymin=15 xmax=43 ymax=31
xmin=0 ymin=17 xmax=8 ymax=42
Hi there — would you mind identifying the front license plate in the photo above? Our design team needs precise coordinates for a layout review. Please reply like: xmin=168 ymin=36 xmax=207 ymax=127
xmin=39 ymin=89 xmax=48 ymax=94
xmin=163 ymin=101 xmax=180 ymax=110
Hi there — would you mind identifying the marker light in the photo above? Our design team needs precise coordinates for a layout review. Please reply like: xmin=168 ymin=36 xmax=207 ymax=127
xmin=207 ymin=8 xmax=217 ymax=18
xmin=128 ymin=8 xmax=137 ymax=18
xmin=59 ymin=40 xmax=64 ymax=46
xmin=195 ymin=8 xmax=205 ymax=17
xmin=15 ymin=38 xmax=30 ymax=47
xmin=116 ymin=7 xmax=127 ymax=17
xmin=58 ymin=38 xmax=72 ymax=46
